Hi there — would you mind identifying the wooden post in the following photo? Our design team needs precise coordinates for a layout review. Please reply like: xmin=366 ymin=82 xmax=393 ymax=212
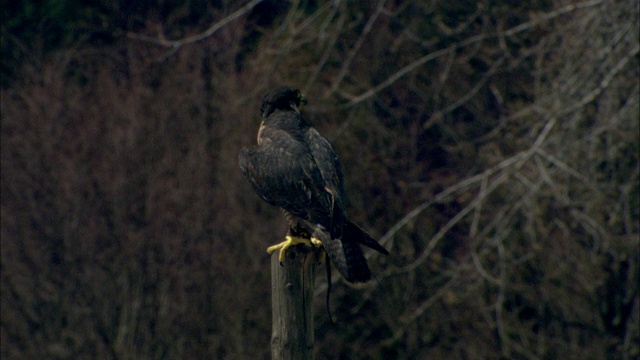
xmin=270 ymin=244 xmax=318 ymax=360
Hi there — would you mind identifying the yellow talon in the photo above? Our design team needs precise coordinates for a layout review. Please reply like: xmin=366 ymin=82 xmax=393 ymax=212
xmin=310 ymin=238 xmax=326 ymax=263
xmin=310 ymin=237 xmax=322 ymax=247
xmin=267 ymin=235 xmax=323 ymax=263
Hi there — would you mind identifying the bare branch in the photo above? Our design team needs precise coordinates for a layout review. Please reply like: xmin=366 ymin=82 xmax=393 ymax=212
xmin=328 ymin=0 xmax=388 ymax=94
xmin=502 ymin=0 xmax=606 ymax=37
xmin=126 ymin=0 xmax=265 ymax=49
xmin=563 ymin=42 xmax=639 ymax=114
xmin=396 ymin=172 xmax=509 ymax=274
xmin=341 ymin=0 xmax=607 ymax=107
xmin=427 ymin=56 xmax=506 ymax=128
xmin=303 ymin=3 xmax=345 ymax=93
xmin=381 ymin=275 xmax=458 ymax=346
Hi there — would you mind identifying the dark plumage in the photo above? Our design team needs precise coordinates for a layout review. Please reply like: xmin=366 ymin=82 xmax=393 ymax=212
xmin=239 ymin=86 xmax=388 ymax=283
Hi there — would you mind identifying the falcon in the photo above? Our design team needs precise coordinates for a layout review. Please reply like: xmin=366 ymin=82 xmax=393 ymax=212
xmin=239 ymin=86 xmax=388 ymax=283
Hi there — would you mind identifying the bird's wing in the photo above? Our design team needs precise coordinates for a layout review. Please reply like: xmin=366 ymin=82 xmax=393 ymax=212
xmin=239 ymin=126 xmax=332 ymax=225
xmin=304 ymin=127 xmax=346 ymax=237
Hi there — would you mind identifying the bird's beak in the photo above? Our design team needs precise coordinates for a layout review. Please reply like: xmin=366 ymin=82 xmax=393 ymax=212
xmin=300 ymin=94 xmax=308 ymax=105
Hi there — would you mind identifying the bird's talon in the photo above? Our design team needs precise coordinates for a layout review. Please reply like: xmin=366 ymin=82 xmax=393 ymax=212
xmin=267 ymin=235 xmax=320 ymax=262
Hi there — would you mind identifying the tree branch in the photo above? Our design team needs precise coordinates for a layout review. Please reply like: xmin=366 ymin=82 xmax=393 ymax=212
xmin=126 ymin=0 xmax=265 ymax=49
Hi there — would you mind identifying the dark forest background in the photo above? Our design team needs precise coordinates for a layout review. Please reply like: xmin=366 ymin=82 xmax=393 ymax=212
xmin=1 ymin=0 xmax=638 ymax=359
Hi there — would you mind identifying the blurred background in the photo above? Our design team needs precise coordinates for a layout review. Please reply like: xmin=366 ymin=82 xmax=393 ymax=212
xmin=1 ymin=0 xmax=638 ymax=359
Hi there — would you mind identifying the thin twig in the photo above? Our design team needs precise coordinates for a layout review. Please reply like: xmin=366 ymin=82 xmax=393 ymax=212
xmin=127 ymin=0 xmax=265 ymax=49
xmin=381 ymin=275 xmax=458 ymax=346
xmin=303 ymin=3 xmax=345 ymax=93
xmin=341 ymin=0 xmax=606 ymax=107
xmin=396 ymin=172 xmax=509 ymax=274
xmin=328 ymin=0 xmax=388 ymax=94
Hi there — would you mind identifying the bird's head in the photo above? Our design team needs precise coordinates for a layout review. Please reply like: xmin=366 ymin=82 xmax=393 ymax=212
xmin=260 ymin=86 xmax=307 ymax=118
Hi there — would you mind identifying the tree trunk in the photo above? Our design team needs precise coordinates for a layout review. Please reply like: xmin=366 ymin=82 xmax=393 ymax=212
xmin=270 ymin=245 xmax=318 ymax=360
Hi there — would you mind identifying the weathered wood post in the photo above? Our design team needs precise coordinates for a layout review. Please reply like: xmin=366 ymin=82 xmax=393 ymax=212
xmin=270 ymin=245 xmax=318 ymax=360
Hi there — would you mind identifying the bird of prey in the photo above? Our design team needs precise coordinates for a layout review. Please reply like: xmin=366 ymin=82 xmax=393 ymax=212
xmin=239 ymin=86 xmax=388 ymax=283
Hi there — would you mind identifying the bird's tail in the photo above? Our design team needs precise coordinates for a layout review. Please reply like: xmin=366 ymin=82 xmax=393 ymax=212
xmin=344 ymin=221 xmax=389 ymax=256
xmin=315 ymin=221 xmax=388 ymax=284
